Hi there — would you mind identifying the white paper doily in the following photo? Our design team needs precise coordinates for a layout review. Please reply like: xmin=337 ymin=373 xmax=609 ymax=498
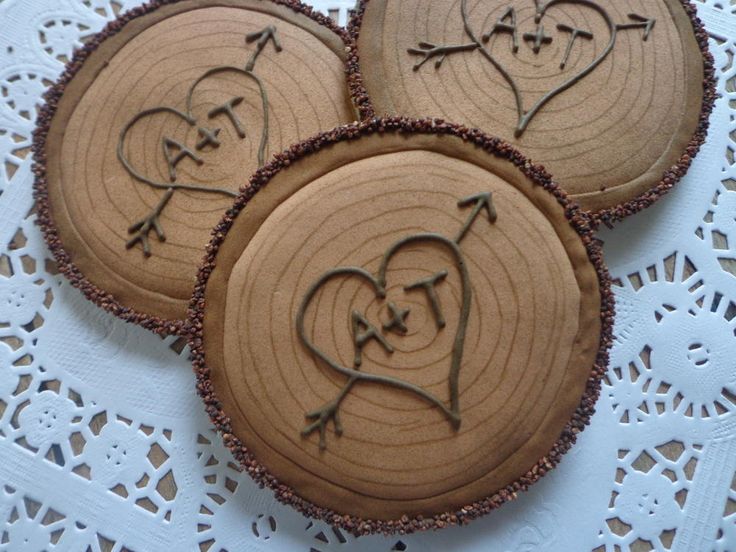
xmin=0 ymin=1 xmax=734 ymax=550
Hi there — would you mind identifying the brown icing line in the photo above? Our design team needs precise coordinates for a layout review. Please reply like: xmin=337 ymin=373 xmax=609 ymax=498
xmin=31 ymin=0 xmax=352 ymax=336
xmin=296 ymin=227 xmax=473 ymax=450
xmin=119 ymin=60 xmax=272 ymax=258
xmin=186 ymin=116 xmax=616 ymax=536
xmin=345 ymin=0 xmax=717 ymax=226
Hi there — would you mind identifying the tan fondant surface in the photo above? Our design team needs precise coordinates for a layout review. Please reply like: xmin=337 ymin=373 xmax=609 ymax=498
xmin=357 ymin=0 xmax=704 ymax=212
xmin=46 ymin=0 xmax=355 ymax=322
xmin=203 ymin=133 xmax=602 ymax=520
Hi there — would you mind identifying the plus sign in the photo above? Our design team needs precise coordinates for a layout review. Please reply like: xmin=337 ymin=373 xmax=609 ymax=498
xmin=523 ymin=24 xmax=553 ymax=54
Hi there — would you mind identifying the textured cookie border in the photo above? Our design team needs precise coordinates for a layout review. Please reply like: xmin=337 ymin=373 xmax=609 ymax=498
xmin=187 ymin=116 xmax=616 ymax=536
xmin=345 ymin=0 xmax=717 ymax=227
xmin=31 ymin=0 xmax=351 ymax=336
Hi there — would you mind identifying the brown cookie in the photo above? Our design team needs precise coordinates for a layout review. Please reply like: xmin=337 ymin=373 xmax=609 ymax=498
xmin=348 ymin=0 xmax=715 ymax=222
xmin=33 ymin=0 xmax=356 ymax=334
xmin=189 ymin=118 xmax=614 ymax=534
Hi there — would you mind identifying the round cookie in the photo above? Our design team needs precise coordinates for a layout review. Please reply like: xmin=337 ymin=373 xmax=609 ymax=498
xmin=189 ymin=118 xmax=614 ymax=534
xmin=33 ymin=0 xmax=356 ymax=334
xmin=348 ymin=0 xmax=715 ymax=221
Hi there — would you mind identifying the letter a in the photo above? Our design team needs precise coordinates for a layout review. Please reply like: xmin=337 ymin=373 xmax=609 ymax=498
xmin=482 ymin=7 xmax=519 ymax=53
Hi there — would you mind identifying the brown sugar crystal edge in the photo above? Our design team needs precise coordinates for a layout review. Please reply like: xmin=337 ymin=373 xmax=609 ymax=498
xmin=186 ymin=117 xmax=616 ymax=536
xmin=31 ymin=0 xmax=351 ymax=337
xmin=345 ymin=0 xmax=717 ymax=227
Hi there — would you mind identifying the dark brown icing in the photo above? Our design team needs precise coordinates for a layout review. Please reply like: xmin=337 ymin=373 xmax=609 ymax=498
xmin=556 ymin=24 xmax=594 ymax=69
xmin=408 ymin=0 xmax=656 ymax=137
xmin=245 ymin=25 xmax=284 ymax=70
xmin=482 ymin=7 xmax=519 ymax=52
xmin=162 ymin=136 xmax=204 ymax=182
xmin=117 ymin=31 xmax=277 ymax=257
xmin=125 ymin=187 xmax=173 ymax=256
xmin=296 ymin=191 xmax=496 ymax=450
xmin=404 ymin=269 xmax=448 ymax=329
xmin=522 ymin=23 xmax=552 ymax=54
xmin=383 ymin=302 xmax=410 ymax=334
xmin=208 ymin=97 xmax=247 ymax=140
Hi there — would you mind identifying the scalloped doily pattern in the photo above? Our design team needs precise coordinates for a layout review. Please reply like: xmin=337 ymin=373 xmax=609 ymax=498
xmin=0 ymin=0 xmax=735 ymax=550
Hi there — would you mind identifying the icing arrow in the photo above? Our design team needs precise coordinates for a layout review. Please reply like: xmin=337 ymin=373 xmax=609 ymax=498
xmin=245 ymin=26 xmax=283 ymax=71
xmin=407 ymin=41 xmax=478 ymax=71
xmin=455 ymin=192 xmax=497 ymax=243
xmin=617 ymin=13 xmax=656 ymax=41
xmin=126 ymin=188 xmax=174 ymax=256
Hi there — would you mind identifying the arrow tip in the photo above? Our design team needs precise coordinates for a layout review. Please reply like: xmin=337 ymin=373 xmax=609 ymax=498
xmin=245 ymin=26 xmax=283 ymax=71
xmin=626 ymin=13 xmax=655 ymax=40
xmin=457 ymin=191 xmax=490 ymax=204
xmin=246 ymin=26 xmax=283 ymax=50
xmin=457 ymin=191 xmax=497 ymax=222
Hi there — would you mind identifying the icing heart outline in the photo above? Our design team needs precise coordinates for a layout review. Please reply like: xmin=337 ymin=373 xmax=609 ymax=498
xmin=465 ymin=0 xmax=620 ymax=136
xmin=297 ymin=234 xmax=468 ymax=447
xmin=115 ymin=26 xmax=282 ymax=256
xmin=116 ymin=65 xmax=269 ymax=196
xmin=296 ymin=192 xmax=497 ymax=449
xmin=409 ymin=0 xmax=655 ymax=136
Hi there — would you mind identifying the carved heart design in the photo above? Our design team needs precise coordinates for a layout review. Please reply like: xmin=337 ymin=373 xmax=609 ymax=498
xmin=116 ymin=27 xmax=281 ymax=256
xmin=296 ymin=192 xmax=497 ymax=449
xmin=471 ymin=0 xmax=617 ymax=136
xmin=409 ymin=0 xmax=655 ymax=136
xmin=117 ymin=65 xmax=269 ymax=196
